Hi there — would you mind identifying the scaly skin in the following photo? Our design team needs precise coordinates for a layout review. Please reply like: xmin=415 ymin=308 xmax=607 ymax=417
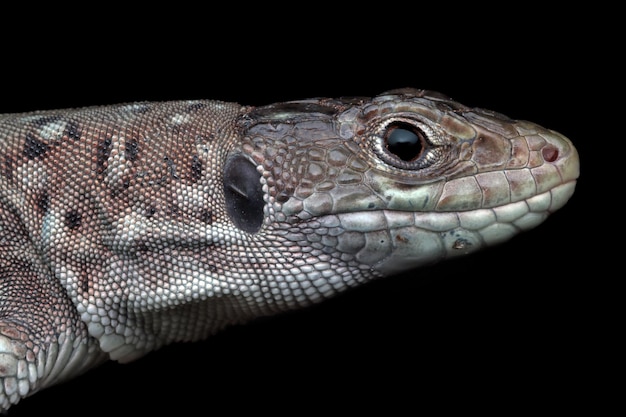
xmin=0 ymin=88 xmax=579 ymax=411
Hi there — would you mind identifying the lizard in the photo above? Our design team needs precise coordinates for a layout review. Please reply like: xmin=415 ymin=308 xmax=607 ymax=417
xmin=0 ymin=88 xmax=579 ymax=412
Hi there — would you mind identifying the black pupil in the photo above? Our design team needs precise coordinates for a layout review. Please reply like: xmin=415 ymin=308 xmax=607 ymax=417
xmin=385 ymin=123 xmax=425 ymax=162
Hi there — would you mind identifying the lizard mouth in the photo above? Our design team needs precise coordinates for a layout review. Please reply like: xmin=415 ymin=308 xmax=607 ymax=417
xmin=350 ymin=180 xmax=577 ymax=276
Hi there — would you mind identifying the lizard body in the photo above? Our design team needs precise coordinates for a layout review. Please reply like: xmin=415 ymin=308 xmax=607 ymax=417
xmin=0 ymin=88 xmax=579 ymax=411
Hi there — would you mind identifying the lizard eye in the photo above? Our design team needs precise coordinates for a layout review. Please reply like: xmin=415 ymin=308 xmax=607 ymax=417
xmin=223 ymin=155 xmax=265 ymax=234
xmin=373 ymin=118 xmax=441 ymax=170
xmin=384 ymin=122 xmax=427 ymax=162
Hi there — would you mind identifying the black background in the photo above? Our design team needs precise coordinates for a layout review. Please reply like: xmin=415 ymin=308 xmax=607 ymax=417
xmin=2 ymin=6 xmax=610 ymax=416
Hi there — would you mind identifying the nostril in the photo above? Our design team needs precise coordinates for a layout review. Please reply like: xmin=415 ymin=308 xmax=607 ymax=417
xmin=542 ymin=145 xmax=559 ymax=162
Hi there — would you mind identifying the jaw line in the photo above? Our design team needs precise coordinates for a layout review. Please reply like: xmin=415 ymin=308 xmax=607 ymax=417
xmin=330 ymin=180 xmax=577 ymax=276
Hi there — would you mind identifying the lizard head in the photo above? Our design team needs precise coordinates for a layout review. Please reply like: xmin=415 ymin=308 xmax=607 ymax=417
xmin=229 ymin=88 xmax=578 ymax=284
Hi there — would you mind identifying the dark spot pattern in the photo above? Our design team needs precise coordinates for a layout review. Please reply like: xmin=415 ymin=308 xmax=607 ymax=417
xmin=37 ymin=192 xmax=49 ymax=214
xmin=64 ymin=121 xmax=82 ymax=141
xmin=130 ymin=105 xmax=151 ymax=114
xmin=186 ymin=102 xmax=208 ymax=112
xmin=200 ymin=209 xmax=212 ymax=224
xmin=23 ymin=134 xmax=49 ymax=159
xmin=145 ymin=204 xmax=157 ymax=218
xmin=65 ymin=210 xmax=82 ymax=230
xmin=164 ymin=156 xmax=179 ymax=180
xmin=126 ymin=139 xmax=139 ymax=162
xmin=80 ymin=270 xmax=90 ymax=293
xmin=32 ymin=115 xmax=62 ymax=127
xmin=3 ymin=155 xmax=14 ymax=181
xmin=190 ymin=155 xmax=202 ymax=182
xmin=168 ymin=204 xmax=180 ymax=217
xmin=97 ymin=137 xmax=112 ymax=174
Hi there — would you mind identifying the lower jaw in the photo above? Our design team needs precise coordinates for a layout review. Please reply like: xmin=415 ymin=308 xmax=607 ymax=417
xmin=355 ymin=180 xmax=577 ymax=276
